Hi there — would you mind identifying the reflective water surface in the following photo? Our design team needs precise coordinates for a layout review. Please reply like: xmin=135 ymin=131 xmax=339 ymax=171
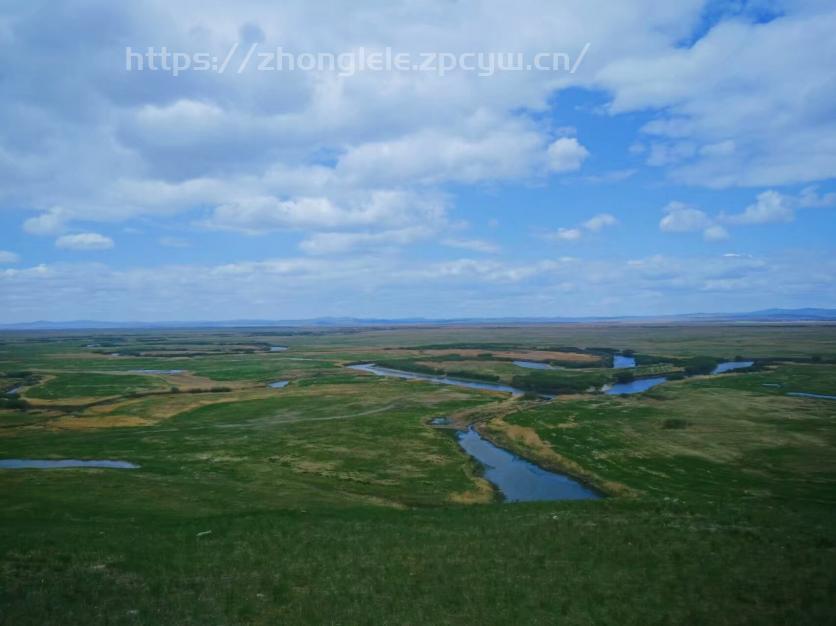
xmin=712 ymin=361 xmax=754 ymax=374
xmin=513 ymin=360 xmax=556 ymax=370
xmin=613 ymin=355 xmax=636 ymax=369
xmin=787 ymin=392 xmax=836 ymax=401
xmin=456 ymin=428 xmax=600 ymax=502
xmin=603 ymin=376 xmax=668 ymax=395
xmin=348 ymin=363 xmax=524 ymax=396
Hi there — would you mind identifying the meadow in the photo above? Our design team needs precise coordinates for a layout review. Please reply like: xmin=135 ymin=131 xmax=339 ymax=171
xmin=0 ymin=324 xmax=835 ymax=625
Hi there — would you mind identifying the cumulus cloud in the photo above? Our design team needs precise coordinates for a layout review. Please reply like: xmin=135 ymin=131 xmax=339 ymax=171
xmin=722 ymin=191 xmax=795 ymax=225
xmin=336 ymin=119 xmax=548 ymax=186
xmin=798 ymin=186 xmax=836 ymax=209
xmin=659 ymin=201 xmax=732 ymax=242
xmin=2 ymin=1 xmax=833 ymax=245
xmin=0 ymin=250 xmax=20 ymax=264
xmin=55 ymin=233 xmax=115 ymax=251
xmin=599 ymin=8 xmax=836 ymax=187
xmin=546 ymin=212 xmax=618 ymax=243
xmin=1 ymin=1 xmax=835 ymax=320
xmin=659 ymin=202 xmax=712 ymax=232
xmin=23 ymin=208 xmax=69 ymax=236
xmin=583 ymin=213 xmax=618 ymax=232
xmin=200 ymin=189 xmax=450 ymax=255
xmin=721 ymin=188 xmax=836 ymax=226
xmin=547 ymin=138 xmax=590 ymax=173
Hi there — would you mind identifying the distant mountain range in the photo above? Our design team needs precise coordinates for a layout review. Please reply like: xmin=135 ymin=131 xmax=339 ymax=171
xmin=1 ymin=308 xmax=835 ymax=330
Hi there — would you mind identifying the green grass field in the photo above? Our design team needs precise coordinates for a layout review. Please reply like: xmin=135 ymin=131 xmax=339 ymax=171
xmin=1 ymin=325 xmax=835 ymax=624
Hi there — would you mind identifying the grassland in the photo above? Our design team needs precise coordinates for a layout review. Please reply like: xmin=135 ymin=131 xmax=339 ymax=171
xmin=1 ymin=324 xmax=835 ymax=624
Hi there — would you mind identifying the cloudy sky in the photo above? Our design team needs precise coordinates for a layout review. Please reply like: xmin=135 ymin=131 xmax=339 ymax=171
xmin=1 ymin=0 xmax=835 ymax=321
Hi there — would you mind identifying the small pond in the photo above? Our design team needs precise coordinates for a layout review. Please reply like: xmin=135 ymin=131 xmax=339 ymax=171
xmin=0 ymin=459 xmax=139 ymax=469
xmin=603 ymin=376 xmax=668 ymax=395
xmin=130 ymin=369 xmax=185 ymax=375
xmin=270 ymin=346 xmax=288 ymax=352
xmin=457 ymin=428 xmax=600 ymax=502
xmin=613 ymin=355 xmax=636 ymax=369
xmin=268 ymin=380 xmax=289 ymax=389
xmin=712 ymin=361 xmax=754 ymax=374
xmin=513 ymin=360 xmax=556 ymax=370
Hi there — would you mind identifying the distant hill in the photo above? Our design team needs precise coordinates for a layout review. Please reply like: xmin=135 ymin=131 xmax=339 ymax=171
xmin=1 ymin=308 xmax=835 ymax=330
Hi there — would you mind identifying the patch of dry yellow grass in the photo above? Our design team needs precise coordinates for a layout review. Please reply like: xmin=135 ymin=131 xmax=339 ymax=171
xmin=482 ymin=416 xmax=635 ymax=497
xmin=448 ymin=476 xmax=495 ymax=504
xmin=48 ymin=415 xmax=155 ymax=430
xmin=385 ymin=348 xmax=602 ymax=363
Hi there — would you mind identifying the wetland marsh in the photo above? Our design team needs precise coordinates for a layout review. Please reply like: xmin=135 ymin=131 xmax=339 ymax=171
xmin=1 ymin=323 xmax=834 ymax=624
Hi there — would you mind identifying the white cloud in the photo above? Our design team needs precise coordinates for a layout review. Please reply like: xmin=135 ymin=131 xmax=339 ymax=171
xmin=703 ymin=225 xmax=729 ymax=241
xmin=550 ymin=228 xmax=584 ymax=241
xmin=336 ymin=119 xmax=547 ymax=185
xmin=720 ymin=187 xmax=836 ymax=226
xmin=203 ymin=191 xmax=447 ymax=240
xmin=2 ymin=251 xmax=833 ymax=322
xmin=722 ymin=191 xmax=795 ymax=225
xmin=547 ymin=137 xmax=590 ymax=173
xmin=298 ymin=227 xmax=430 ymax=255
xmin=0 ymin=250 xmax=19 ymax=263
xmin=442 ymin=238 xmax=500 ymax=254
xmin=547 ymin=212 xmax=618 ymax=243
xmin=798 ymin=186 xmax=836 ymax=209
xmin=55 ymin=233 xmax=114 ymax=251
xmin=1 ymin=0 xmax=833 ymax=256
xmin=660 ymin=200 xmax=730 ymax=241
xmin=663 ymin=187 xmax=836 ymax=240
xmin=583 ymin=213 xmax=618 ymax=232
xmin=599 ymin=9 xmax=836 ymax=187
xmin=0 ymin=1 xmax=834 ymax=321
xmin=659 ymin=201 xmax=712 ymax=232
xmin=23 ymin=208 xmax=69 ymax=236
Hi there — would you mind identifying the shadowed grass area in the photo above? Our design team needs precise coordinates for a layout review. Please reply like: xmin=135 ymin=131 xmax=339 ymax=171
xmin=0 ymin=500 xmax=832 ymax=625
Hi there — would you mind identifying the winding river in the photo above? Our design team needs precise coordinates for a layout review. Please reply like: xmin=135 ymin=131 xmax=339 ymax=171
xmin=603 ymin=376 xmax=668 ymax=395
xmin=347 ymin=363 xmax=525 ymax=396
xmin=456 ymin=428 xmax=600 ymax=501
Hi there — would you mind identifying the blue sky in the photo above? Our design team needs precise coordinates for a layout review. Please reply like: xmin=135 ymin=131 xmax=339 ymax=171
xmin=1 ymin=0 xmax=835 ymax=321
